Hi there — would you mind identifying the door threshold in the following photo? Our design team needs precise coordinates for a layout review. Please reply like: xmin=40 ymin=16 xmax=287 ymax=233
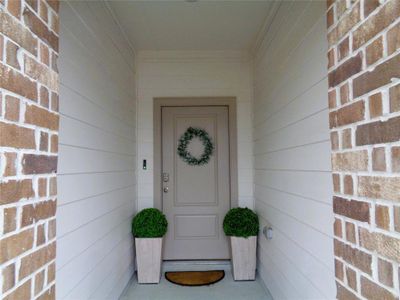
xmin=162 ymin=260 xmax=231 ymax=272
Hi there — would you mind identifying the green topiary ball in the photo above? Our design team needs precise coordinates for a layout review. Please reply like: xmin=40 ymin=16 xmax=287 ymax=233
xmin=223 ymin=207 xmax=259 ymax=238
xmin=132 ymin=208 xmax=168 ymax=238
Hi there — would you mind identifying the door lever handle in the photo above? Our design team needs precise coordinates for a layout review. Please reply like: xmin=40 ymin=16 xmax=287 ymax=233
xmin=163 ymin=187 xmax=169 ymax=193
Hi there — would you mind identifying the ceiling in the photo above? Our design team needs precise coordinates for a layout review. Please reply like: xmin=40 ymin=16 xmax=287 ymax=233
xmin=108 ymin=1 xmax=274 ymax=51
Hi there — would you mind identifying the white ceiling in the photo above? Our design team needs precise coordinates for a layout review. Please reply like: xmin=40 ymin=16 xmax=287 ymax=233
xmin=108 ymin=1 xmax=274 ymax=51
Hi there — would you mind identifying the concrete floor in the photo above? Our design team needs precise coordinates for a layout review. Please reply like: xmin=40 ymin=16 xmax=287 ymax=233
xmin=120 ymin=268 xmax=273 ymax=300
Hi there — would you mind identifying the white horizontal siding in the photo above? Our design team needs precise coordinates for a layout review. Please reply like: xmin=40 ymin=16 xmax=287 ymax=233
xmin=58 ymin=1 xmax=136 ymax=299
xmin=59 ymin=85 xmax=135 ymax=141
xmin=253 ymin=2 xmax=335 ymax=299
xmin=58 ymin=172 xmax=135 ymax=206
xmin=58 ymin=145 xmax=135 ymax=174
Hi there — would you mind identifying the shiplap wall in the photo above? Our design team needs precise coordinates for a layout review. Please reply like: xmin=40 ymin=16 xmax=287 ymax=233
xmin=136 ymin=51 xmax=254 ymax=211
xmin=58 ymin=2 xmax=136 ymax=299
xmin=253 ymin=2 xmax=335 ymax=299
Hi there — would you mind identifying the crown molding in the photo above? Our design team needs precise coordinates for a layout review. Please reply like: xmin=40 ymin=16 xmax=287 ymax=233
xmin=250 ymin=0 xmax=282 ymax=57
xmin=103 ymin=0 xmax=137 ymax=58
xmin=137 ymin=50 xmax=251 ymax=63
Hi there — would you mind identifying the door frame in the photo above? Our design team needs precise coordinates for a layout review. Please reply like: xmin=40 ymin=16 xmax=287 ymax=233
xmin=153 ymin=97 xmax=238 ymax=210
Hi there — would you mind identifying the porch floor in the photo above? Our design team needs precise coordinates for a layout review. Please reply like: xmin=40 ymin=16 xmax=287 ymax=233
xmin=120 ymin=270 xmax=273 ymax=300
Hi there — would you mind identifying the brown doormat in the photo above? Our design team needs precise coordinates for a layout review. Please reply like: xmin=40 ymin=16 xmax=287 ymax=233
xmin=165 ymin=270 xmax=225 ymax=286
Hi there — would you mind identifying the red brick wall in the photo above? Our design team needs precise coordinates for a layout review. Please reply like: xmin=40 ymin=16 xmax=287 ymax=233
xmin=0 ymin=0 xmax=59 ymax=299
xmin=328 ymin=0 xmax=400 ymax=299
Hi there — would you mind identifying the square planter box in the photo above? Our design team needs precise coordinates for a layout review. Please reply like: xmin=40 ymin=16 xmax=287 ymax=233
xmin=135 ymin=237 xmax=163 ymax=284
xmin=230 ymin=236 xmax=257 ymax=281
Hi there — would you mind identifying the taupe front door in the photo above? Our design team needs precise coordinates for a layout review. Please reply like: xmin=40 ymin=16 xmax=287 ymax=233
xmin=162 ymin=106 xmax=230 ymax=260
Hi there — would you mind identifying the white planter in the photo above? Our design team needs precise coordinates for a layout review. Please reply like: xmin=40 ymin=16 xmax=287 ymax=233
xmin=135 ymin=237 xmax=163 ymax=284
xmin=230 ymin=236 xmax=257 ymax=281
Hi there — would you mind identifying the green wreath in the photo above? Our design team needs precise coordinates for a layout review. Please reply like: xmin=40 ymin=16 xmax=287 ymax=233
xmin=177 ymin=127 xmax=214 ymax=166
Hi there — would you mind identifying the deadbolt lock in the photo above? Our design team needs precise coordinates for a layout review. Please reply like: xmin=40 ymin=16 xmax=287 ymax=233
xmin=163 ymin=173 xmax=169 ymax=182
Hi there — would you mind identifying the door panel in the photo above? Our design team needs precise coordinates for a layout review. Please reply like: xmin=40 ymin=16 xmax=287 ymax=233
xmin=162 ymin=106 xmax=230 ymax=260
xmin=174 ymin=215 xmax=218 ymax=239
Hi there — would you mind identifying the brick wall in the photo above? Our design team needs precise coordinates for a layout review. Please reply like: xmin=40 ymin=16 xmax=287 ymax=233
xmin=328 ymin=0 xmax=400 ymax=299
xmin=0 ymin=1 xmax=59 ymax=299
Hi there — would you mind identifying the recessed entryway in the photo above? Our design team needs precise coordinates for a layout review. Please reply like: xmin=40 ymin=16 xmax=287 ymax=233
xmin=4 ymin=0 xmax=400 ymax=299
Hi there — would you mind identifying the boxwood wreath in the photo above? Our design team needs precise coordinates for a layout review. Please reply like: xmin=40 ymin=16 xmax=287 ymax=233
xmin=177 ymin=127 xmax=214 ymax=166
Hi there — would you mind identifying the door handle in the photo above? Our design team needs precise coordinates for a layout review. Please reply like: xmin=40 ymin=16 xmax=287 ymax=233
xmin=163 ymin=187 xmax=169 ymax=193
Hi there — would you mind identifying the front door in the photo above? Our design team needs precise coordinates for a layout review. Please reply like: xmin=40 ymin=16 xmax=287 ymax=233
xmin=162 ymin=106 xmax=230 ymax=260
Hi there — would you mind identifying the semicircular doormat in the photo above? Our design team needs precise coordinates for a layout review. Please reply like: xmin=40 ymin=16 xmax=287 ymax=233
xmin=165 ymin=270 xmax=225 ymax=286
